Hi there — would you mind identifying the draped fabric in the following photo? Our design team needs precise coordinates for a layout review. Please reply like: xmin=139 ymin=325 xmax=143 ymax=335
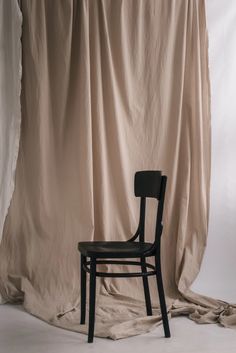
xmin=1 ymin=0 xmax=235 ymax=339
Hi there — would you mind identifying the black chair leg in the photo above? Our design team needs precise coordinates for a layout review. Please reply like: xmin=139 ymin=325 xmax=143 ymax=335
xmin=88 ymin=258 xmax=96 ymax=343
xmin=141 ymin=256 xmax=152 ymax=316
xmin=80 ymin=255 xmax=86 ymax=324
xmin=155 ymin=254 xmax=170 ymax=338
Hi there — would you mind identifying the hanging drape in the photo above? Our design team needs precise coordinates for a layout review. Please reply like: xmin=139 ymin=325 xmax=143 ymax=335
xmin=1 ymin=0 xmax=235 ymax=339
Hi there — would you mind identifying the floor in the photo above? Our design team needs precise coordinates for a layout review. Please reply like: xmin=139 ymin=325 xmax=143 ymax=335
xmin=0 ymin=304 xmax=235 ymax=353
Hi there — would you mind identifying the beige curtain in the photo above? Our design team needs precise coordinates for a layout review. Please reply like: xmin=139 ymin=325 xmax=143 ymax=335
xmin=1 ymin=0 xmax=235 ymax=339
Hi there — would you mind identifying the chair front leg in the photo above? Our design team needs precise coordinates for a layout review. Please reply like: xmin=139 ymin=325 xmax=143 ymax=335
xmin=155 ymin=254 xmax=170 ymax=338
xmin=141 ymin=256 xmax=152 ymax=316
xmin=80 ymin=255 xmax=86 ymax=324
xmin=88 ymin=257 xmax=97 ymax=343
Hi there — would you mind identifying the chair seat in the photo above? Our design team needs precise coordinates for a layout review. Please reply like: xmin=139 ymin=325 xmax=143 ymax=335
xmin=78 ymin=241 xmax=153 ymax=258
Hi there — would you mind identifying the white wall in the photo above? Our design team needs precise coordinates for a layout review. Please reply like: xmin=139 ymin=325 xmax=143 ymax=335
xmin=0 ymin=0 xmax=22 ymax=243
xmin=192 ymin=0 xmax=236 ymax=302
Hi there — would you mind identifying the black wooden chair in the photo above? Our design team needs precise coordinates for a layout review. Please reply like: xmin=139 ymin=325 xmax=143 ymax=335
xmin=78 ymin=170 xmax=170 ymax=342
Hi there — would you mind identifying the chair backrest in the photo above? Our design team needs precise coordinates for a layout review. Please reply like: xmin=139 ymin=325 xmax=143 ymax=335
xmin=134 ymin=171 xmax=167 ymax=244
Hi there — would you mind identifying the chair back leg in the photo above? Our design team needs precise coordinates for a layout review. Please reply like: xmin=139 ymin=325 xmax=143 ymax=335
xmin=141 ymin=256 xmax=152 ymax=316
xmin=80 ymin=255 xmax=87 ymax=324
xmin=155 ymin=254 xmax=170 ymax=338
xmin=88 ymin=258 xmax=97 ymax=343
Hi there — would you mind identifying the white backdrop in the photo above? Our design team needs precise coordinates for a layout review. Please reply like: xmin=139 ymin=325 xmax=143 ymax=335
xmin=0 ymin=0 xmax=22 ymax=242
xmin=192 ymin=0 xmax=236 ymax=302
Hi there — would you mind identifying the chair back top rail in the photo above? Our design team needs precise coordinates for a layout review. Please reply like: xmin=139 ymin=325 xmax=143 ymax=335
xmin=132 ymin=170 xmax=167 ymax=249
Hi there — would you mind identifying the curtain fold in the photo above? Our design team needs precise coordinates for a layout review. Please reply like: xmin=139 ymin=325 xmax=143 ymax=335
xmin=1 ymin=0 xmax=235 ymax=339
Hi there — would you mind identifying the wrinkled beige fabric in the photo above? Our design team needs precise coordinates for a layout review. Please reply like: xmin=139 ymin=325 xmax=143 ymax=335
xmin=0 ymin=0 xmax=235 ymax=340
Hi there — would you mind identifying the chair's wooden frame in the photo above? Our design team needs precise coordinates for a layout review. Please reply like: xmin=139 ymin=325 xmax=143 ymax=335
xmin=78 ymin=171 xmax=170 ymax=342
